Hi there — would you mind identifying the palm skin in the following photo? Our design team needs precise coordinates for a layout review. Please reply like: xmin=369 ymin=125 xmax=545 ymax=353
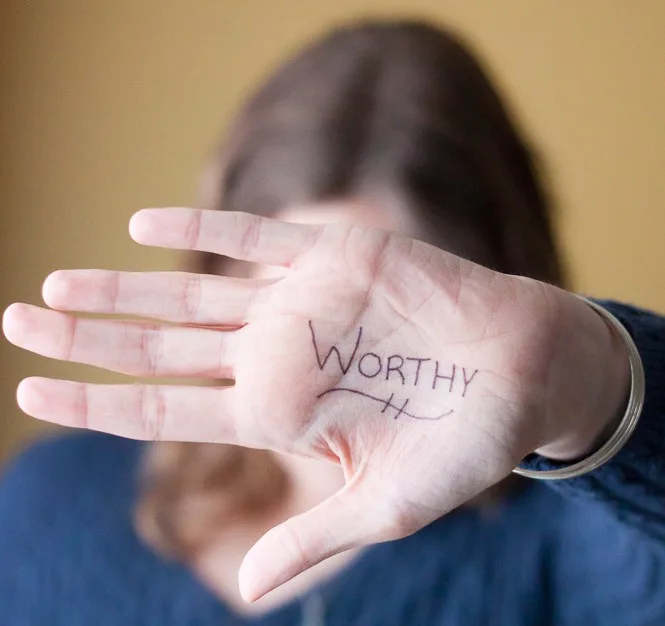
xmin=2 ymin=208 xmax=628 ymax=601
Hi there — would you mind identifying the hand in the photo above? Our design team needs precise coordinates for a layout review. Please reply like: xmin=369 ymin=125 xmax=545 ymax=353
xmin=2 ymin=208 xmax=628 ymax=600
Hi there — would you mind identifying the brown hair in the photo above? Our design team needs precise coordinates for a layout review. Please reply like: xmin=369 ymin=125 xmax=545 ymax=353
xmin=135 ymin=19 xmax=566 ymax=559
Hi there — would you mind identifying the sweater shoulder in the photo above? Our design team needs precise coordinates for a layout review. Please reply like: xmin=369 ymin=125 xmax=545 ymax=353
xmin=0 ymin=432 xmax=145 ymax=508
xmin=0 ymin=434 xmax=157 ymax=621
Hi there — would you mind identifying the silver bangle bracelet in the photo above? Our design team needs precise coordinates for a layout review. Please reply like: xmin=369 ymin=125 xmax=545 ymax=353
xmin=512 ymin=296 xmax=645 ymax=480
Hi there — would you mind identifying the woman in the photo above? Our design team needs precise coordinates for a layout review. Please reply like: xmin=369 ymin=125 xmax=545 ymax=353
xmin=3 ymin=20 xmax=665 ymax=626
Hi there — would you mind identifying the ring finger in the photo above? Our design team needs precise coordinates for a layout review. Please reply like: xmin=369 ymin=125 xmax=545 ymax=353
xmin=41 ymin=270 xmax=273 ymax=326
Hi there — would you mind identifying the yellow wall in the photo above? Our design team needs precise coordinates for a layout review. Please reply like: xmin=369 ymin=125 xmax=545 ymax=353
xmin=1 ymin=1 xmax=664 ymax=462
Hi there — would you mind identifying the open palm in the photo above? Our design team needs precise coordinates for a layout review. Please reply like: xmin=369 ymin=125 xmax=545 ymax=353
xmin=2 ymin=208 xmax=617 ymax=600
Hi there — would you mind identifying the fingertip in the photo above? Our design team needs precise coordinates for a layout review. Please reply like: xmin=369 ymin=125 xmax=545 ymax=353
xmin=42 ymin=271 xmax=70 ymax=308
xmin=238 ymin=524 xmax=307 ymax=603
xmin=238 ymin=550 xmax=268 ymax=603
xmin=2 ymin=302 xmax=30 ymax=345
xmin=129 ymin=209 xmax=160 ymax=244
xmin=16 ymin=377 xmax=48 ymax=417
xmin=130 ymin=207 xmax=199 ymax=250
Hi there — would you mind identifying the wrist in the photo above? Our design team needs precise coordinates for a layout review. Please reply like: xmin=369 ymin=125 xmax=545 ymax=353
xmin=535 ymin=296 xmax=631 ymax=462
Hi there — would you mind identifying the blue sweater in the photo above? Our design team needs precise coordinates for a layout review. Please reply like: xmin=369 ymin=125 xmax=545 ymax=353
xmin=1 ymin=301 xmax=664 ymax=626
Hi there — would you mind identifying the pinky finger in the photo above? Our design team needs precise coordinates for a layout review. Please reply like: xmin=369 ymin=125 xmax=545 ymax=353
xmin=16 ymin=377 xmax=240 ymax=444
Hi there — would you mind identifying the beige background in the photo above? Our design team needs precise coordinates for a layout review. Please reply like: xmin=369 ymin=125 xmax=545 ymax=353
xmin=1 ymin=1 xmax=664 ymax=463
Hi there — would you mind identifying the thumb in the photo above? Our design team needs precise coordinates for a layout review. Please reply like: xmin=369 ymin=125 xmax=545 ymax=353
xmin=238 ymin=481 xmax=386 ymax=602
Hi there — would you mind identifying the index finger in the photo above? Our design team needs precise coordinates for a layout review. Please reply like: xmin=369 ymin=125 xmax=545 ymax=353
xmin=16 ymin=377 xmax=241 ymax=444
xmin=129 ymin=209 xmax=321 ymax=266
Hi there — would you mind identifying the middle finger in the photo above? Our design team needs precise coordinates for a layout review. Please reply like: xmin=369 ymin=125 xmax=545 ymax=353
xmin=3 ymin=303 xmax=237 ymax=378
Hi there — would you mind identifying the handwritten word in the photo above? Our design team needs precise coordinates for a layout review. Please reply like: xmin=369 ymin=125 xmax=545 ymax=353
xmin=308 ymin=321 xmax=478 ymax=397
